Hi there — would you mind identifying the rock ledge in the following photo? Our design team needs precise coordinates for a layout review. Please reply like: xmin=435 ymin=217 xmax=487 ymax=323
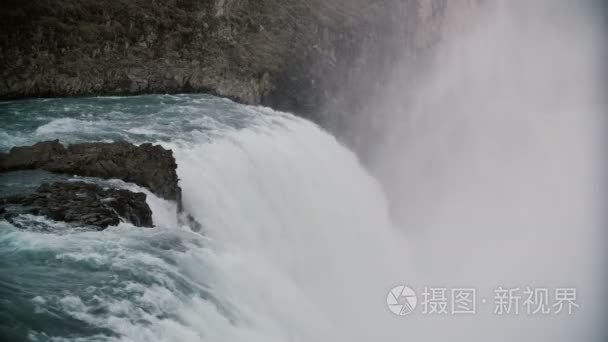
xmin=0 ymin=140 xmax=181 ymax=201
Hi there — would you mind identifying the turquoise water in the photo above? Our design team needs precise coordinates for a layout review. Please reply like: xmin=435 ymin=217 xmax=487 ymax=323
xmin=0 ymin=95 xmax=259 ymax=152
xmin=0 ymin=94 xmax=403 ymax=341
xmin=0 ymin=94 xmax=255 ymax=340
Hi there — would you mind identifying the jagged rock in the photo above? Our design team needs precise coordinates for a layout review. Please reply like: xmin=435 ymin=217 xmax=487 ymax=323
xmin=0 ymin=140 xmax=181 ymax=201
xmin=0 ymin=181 xmax=153 ymax=230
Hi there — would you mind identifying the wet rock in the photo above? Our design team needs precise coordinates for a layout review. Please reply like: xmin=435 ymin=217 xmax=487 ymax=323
xmin=0 ymin=140 xmax=66 ymax=169
xmin=0 ymin=182 xmax=153 ymax=230
xmin=0 ymin=140 xmax=181 ymax=201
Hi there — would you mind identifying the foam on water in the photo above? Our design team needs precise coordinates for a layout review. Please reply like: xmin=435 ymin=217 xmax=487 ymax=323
xmin=164 ymin=114 xmax=411 ymax=341
xmin=0 ymin=100 xmax=412 ymax=341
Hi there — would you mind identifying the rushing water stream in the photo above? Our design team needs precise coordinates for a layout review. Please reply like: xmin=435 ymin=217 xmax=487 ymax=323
xmin=1 ymin=1 xmax=605 ymax=341
xmin=0 ymin=95 xmax=411 ymax=341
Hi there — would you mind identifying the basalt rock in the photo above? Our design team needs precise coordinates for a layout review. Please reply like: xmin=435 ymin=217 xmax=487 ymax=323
xmin=0 ymin=181 xmax=153 ymax=229
xmin=0 ymin=140 xmax=180 ymax=201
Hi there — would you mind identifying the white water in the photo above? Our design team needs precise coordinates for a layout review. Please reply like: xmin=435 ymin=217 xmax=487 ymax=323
xmin=9 ymin=96 xmax=602 ymax=340
xmin=1 ymin=1 xmax=604 ymax=341
xmin=162 ymin=115 xmax=411 ymax=341
xmin=3 ymin=109 xmax=413 ymax=341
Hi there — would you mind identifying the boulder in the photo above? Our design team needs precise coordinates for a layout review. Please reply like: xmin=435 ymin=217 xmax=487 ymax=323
xmin=0 ymin=140 xmax=181 ymax=201
xmin=0 ymin=181 xmax=153 ymax=230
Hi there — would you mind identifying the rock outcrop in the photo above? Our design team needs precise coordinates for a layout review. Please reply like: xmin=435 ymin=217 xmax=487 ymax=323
xmin=0 ymin=140 xmax=180 ymax=201
xmin=0 ymin=181 xmax=153 ymax=229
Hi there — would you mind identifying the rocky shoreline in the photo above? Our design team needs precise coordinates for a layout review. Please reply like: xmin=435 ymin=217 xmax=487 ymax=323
xmin=0 ymin=140 xmax=181 ymax=230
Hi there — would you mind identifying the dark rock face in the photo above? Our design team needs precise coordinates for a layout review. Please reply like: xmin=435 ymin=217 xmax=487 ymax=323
xmin=0 ymin=0 xmax=436 ymax=121
xmin=0 ymin=182 xmax=153 ymax=229
xmin=0 ymin=140 xmax=180 ymax=201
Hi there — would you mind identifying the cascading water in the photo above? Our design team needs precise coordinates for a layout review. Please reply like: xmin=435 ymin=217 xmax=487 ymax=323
xmin=0 ymin=1 xmax=605 ymax=341
xmin=0 ymin=95 xmax=413 ymax=341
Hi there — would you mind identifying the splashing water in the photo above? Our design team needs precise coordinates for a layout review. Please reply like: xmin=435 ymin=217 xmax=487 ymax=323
xmin=0 ymin=1 xmax=605 ymax=341
xmin=0 ymin=95 xmax=413 ymax=341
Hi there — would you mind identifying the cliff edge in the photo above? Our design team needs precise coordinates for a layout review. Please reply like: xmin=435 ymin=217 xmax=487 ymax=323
xmin=1 ymin=1 xmax=401 ymax=117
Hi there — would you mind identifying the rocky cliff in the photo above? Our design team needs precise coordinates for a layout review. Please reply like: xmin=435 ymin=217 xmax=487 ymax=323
xmin=0 ymin=0 xmax=476 ymax=124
